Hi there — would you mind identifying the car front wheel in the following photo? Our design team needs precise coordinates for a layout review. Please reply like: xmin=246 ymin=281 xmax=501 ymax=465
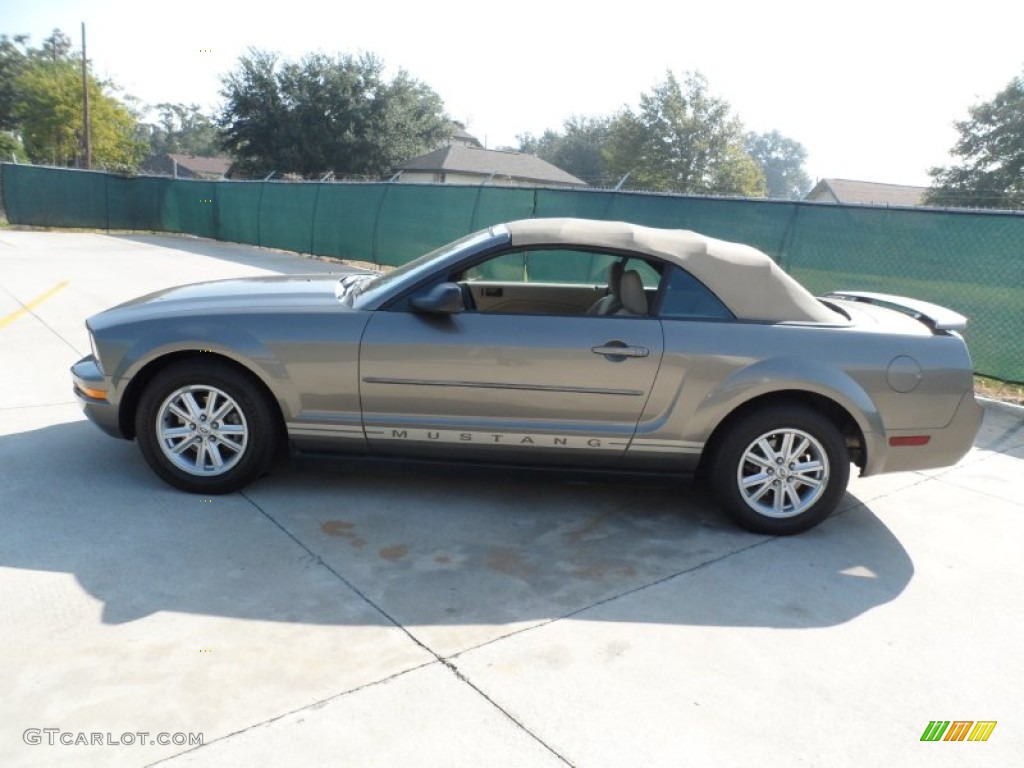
xmin=135 ymin=360 xmax=281 ymax=494
xmin=710 ymin=405 xmax=850 ymax=535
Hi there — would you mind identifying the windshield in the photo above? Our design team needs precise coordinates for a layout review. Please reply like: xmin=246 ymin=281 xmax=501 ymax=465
xmin=348 ymin=226 xmax=507 ymax=307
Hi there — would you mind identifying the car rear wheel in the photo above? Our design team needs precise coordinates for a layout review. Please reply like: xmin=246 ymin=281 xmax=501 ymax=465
xmin=135 ymin=359 xmax=281 ymax=494
xmin=710 ymin=405 xmax=850 ymax=535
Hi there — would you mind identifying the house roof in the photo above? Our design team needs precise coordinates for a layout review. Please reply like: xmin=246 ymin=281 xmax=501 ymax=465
xmin=395 ymin=145 xmax=585 ymax=186
xmin=450 ymin=124 xmax=482 ymax=147
xmin=139 ymin=153 xmax=231 ymax=179
xmin=805 ymin=178 xmax=927 ymax=206
xmin=167 ymin=154 xmax=231 ymax=178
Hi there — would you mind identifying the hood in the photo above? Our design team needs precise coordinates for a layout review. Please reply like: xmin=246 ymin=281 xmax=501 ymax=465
xmin=92 ymin=275 xmax=347 ymax=327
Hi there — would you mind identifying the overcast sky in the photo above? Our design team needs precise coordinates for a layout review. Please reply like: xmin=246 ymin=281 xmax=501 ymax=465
xmin=5 ymin=0 xmax=1023 ymax=187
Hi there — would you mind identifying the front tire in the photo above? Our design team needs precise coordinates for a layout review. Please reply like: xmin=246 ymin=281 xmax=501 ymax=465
xmin=135 ymin=359 xmax=282 ymax=494
xmin=710 ymin=405 xmax=850 ymax=535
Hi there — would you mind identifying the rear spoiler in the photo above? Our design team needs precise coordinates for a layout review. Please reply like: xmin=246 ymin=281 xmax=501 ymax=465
xmin=824 ymin=291 xmax=968 ymax=332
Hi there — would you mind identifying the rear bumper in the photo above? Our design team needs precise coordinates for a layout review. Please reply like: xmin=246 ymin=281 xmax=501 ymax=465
xmin=71 ymin=355 xmax=125 ymax=438
xmin=866 ymin=390 xmax=983 ymax=475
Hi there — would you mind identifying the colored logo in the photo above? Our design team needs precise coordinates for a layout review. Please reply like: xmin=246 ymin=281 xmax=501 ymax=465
xmin=921 ymin=721 xmax=996 ymax=742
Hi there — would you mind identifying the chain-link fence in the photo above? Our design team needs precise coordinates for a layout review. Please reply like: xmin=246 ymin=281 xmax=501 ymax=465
xmin=3 ymin=162 xmax=1022 ymax=381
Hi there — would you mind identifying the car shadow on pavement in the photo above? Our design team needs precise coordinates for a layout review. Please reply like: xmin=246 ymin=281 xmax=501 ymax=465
xmin=1 ymin=419 xmax=914 ymax=635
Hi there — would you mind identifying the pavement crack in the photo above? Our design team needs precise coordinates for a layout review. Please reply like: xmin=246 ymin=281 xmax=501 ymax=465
xmin=448 ymin=534 xmax=777 ymax=663
xmin=0 ymin=400 xmax=78 ymax=411
xmin=238 ymin=490 xmax=422 ymax=643
xmin=144 ymin=660 xmax=438 ymax=766
xmin=932 ymin=476 xmax=1024 ymax=508
xmin=439 ymin=657 xmax=575 ymax=766
xmin=0 ymin=283 xmax=83 ymax=355
xmin=234 ymin=490 xmax=574 ymax=767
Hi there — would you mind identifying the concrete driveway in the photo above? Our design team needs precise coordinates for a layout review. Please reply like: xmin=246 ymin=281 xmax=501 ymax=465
xmin=1 ymin=230 xmax=1021 ymax=767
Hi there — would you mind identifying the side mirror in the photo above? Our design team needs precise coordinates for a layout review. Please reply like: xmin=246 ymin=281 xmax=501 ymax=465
xmin=410 ymin=282 xmax=465 ymax=314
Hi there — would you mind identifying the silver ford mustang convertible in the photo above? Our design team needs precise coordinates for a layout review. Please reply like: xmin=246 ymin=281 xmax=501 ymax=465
xmin=72 ymin=219 xmax=982 ymax=534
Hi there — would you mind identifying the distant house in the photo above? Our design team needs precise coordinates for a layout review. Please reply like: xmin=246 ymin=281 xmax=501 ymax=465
xmin=805 ymin=178 xmax=927 ymax=207
xmin=140 ymin=153 xmax=231 ymax=180
xmin=393 ymin=144 xmax=585 ymax=187
xmin=449 ymin=121 xmax=482 ymax=148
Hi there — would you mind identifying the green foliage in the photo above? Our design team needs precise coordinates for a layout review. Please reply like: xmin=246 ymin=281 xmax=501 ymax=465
xmin=927 ymin=71 xmax=1024 ymax=209
xmin=218 ymin=49 xmax=450 ymax=178
xmin=2 ymin=29 xmax=145 ymax=170
xmin=16 ymin=54 xmax=145 ymax=169
xmin=141 ymin=103 xmax=222 ymax=156
xmin=744 ymin=130 xmax=812 ymax=199
xmin=0 ymin=34 xmax=30 ymax=131
xmin=604 ymin=71 xmax=765 ymax=196
xmin=16 ymin=56 xmax=86 ymax=166
xmin=518 ymin=75 xmax=808 ymax=196
xmin=85 ymin=84 xmax=147 ymax=171
xmin=375 ymin=71 xmax=448 ymax=169
xmin=517 ymin=116 xmax=613 ymax=185
xmin=0 ymin=130 xmax=28 ymax=161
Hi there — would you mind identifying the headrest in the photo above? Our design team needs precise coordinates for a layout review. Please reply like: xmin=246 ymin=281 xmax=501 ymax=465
xmin=619 ymin=270 xmax=648 ymax=315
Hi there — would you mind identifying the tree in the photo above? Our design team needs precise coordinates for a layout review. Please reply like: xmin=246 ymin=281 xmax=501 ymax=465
xmin=926 ymin=71 xmax=1024 ymax=209
xmin=141 ymin=103 xmax=222 ymax=156
xmin=217 ymin=49 xmax=450 ymax=178
xmin=517 ymin=115 xmax=613 ymax=185
xmin=0 ymin=34 xmax=30 ymax=131
xmin=744 ymin=130 xmax=812 ymax=199
xmin=4 ymin=29 xmax=145 ymax=170
xmin=0 ymin=131 xmax=28 ymax=161
xmin=371 ymin=70 xmax=449 ymax=174
xmin=604 ymin=71 xmax=765 ymax=197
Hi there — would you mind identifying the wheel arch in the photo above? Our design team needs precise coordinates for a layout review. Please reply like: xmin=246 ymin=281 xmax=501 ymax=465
xmin=697 ymin=389 xmax=867 ymax=478
xmin=118 ymin=351 xmax=286 ymax=440
xmin=689 ymin=354 xmax=888 ymax=476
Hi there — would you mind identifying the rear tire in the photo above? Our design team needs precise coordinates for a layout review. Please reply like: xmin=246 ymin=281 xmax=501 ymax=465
xmin=135 ymin=359 xmax=282 ymax=494
xmin=710 ymin=405 xmax=849 ymax=535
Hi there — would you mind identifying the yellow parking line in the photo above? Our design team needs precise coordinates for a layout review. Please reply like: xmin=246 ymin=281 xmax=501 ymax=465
xmin=0 ymin=281 xmax=69 ymax=328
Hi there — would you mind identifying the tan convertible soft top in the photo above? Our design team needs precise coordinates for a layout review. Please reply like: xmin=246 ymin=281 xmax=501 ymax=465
xmin=506 ymin=218 xmax=838 ymax=323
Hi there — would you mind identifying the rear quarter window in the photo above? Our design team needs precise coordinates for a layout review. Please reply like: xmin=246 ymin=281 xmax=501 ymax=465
xmin=658 ymin=266 xmax=734 ymax=320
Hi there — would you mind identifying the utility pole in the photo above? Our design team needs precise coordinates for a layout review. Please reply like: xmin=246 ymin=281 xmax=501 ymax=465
xmin=81 ymin=22 xmax=92 ymax=169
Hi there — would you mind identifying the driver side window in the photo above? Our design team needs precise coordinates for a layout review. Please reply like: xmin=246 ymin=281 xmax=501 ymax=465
xmin=462 ymin=252 xmax=529 ymax=282
xmin=457 ymin=248 xmax=660 ymax=316
xmin=462 ymin=249 xmax=625 ymax=285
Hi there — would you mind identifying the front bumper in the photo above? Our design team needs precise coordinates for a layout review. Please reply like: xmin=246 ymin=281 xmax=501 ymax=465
xmin=71 ymin=355 xmax=125 ymax=438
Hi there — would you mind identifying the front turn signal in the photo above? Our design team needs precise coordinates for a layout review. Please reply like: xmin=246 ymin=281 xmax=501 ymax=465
xmin=79 ymin=385 xmax=108 ymax=400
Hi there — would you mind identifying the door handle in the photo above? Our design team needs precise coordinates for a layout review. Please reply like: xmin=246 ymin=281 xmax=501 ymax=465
xmin=591 ymin=341 xmax=650 ymax=359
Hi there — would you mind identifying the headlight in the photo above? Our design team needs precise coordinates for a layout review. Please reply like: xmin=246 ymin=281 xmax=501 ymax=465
xmin=89 ymin=332 xmax=103 ymax=374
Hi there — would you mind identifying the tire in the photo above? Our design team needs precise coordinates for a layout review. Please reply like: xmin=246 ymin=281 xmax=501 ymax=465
xmin=134 ymin=359 xmax=282 ymax=494
xmin=710 ymin=405 xmax=850 ymax=535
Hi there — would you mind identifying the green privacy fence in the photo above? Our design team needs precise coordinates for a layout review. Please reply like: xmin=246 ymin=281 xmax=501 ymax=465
xmin=3 ymin=163 xmax=1022 ymax=381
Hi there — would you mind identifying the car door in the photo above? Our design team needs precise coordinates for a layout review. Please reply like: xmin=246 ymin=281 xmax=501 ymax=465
xmin=358 ymin=248 xmax=665 ymax=466
xmin=623 ymin=264 xmax=742 ymax=470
